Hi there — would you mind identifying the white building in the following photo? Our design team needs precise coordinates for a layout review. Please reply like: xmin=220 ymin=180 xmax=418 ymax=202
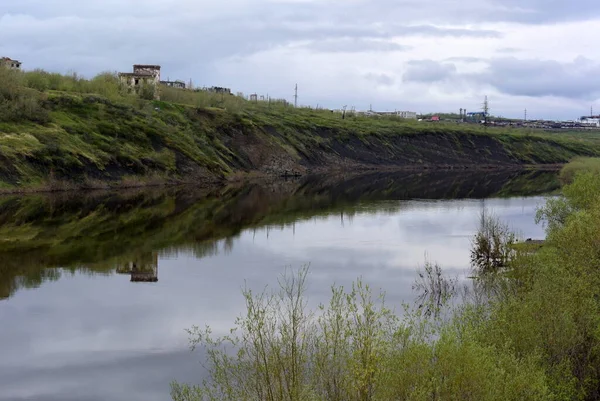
xmin=397 ymin=111 xmax=417 ymax=119
xmin=581 ymin=117 xmax=600 ymax=127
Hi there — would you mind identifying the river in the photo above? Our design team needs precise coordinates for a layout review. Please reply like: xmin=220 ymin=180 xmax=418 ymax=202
xmin=0 ymin=170 xmax=558 ymax=401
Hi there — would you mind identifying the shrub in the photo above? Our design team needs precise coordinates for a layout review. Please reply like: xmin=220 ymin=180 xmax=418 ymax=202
xmin=559 ymin=157 xmax=600 ymax=185
xmin=470 ymin=210 xmax=516 ymax=274
xmin=171 ymin=266 xmax=553 ymax=401
xmin=0 ymin=68 xmax=49 ymax=123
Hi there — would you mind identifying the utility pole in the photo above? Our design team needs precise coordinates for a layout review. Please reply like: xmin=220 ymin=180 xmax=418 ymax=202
xmin=294 ymin=84 xmax=298 ymax=108
xmin=482 ymin=95 xmax=489 ymax=126
xmin=524 ymin=108 xmax=527 ymax=122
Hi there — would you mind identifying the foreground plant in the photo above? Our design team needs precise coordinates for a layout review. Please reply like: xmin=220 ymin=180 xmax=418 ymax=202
xmin=171 ymin=263 xmax=551 ymax=401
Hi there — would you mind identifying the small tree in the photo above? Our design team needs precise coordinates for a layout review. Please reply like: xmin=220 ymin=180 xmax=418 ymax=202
xmin=470 ymin=210 xmax=516 ymax=274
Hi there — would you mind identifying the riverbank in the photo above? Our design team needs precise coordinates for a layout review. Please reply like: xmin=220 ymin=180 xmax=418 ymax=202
xmin=2 ymin=70 xmax=600 ymax=192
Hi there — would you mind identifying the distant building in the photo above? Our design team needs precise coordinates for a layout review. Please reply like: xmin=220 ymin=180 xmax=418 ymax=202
xmin=161 ymin=80 xmax=186 ymax=89
xmin=361 ymin=110 xmax=417 ymax=119
xmin=1 ymin=57 xmax=22 ymax=70
xmin=118 ymin=64 xmax=161 ymax=99
xmin=208 ymin=86 xmax=232 ymax=95
xmin=397 ymin=111 xmax=417 ymax=119
xmin=431 ymin=116 xmax=440 ymax=121
xmin=581 ymin=116 xmax=600 ymax=127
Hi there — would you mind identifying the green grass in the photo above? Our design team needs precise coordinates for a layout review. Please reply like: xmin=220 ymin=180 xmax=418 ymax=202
xmin=2 ymin=68 xmax=600 ymax=190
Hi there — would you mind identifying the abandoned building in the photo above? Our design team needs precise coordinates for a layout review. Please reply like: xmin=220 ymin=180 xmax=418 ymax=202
xmin=118 ymin=64 xmax=161 ymax=99
xmin=160 ymin=80 xmax=186 ymax=89
xmin=1 ymin=57 xmax=22 ymax=70
xmin=207 ymin=86 xmax=232 ymax=95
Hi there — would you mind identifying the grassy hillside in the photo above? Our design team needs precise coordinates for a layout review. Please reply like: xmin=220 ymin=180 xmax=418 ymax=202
xmin=1 ymin=68 xmax=598 ymax=191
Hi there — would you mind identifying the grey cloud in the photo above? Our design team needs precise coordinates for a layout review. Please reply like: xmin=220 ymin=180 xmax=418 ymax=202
xmin=496 ymin=47 xmax=521 ymax=54
xmin=445 ymin=57 xmax=485 ymax=63
xmin=389 ymin=24 xmax=502 ymax=38
xmin=402 ymin=56 xmax=600 ymax=101
xmin=486 ymin=0 xmax=600 ymax=23
xmin=403 ymin=60 xmax=457 ymax=83
xmin=305 ymin=38 xmax=410 ymax=54
xmin=364 ymin=73 xmax=396 ymax=86
xmin=478 ymin=57 xmax=600 ymax=99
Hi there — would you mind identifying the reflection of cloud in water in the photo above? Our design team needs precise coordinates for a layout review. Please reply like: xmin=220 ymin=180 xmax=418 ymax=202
xmin=0 ymin=195 xmax=548 ymax=401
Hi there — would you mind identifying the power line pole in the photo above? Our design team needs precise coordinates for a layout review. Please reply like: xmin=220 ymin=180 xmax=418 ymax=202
xmin=482 ymin=95 xmax=489 ymax=126
xmin=294 ymin=84 xmax=298 ymax=108
xmin=524 ymin=108 xmax=527 ymax=122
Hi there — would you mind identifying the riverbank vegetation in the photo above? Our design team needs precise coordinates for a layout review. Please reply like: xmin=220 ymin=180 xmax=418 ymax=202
xmin=560 ymin=157 xmax=600 ymax=184
xmin=1 ymin=68 xmax=600 ymax=190
xmin=172 ymin=170 xmax=600 ymax=401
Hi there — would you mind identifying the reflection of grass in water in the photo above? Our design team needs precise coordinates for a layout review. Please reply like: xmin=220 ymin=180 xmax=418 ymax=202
xmin=0 ymin=170 xmax=559 ymax=300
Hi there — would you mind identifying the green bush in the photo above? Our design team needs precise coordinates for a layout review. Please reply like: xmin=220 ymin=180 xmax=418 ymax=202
xmin=171 ymin=267 xmax=553 ymax=401
xmin=559 ymin=157 xmax=600 ymax=185
xmin=0 ymin=68 xmax=49 ymax=123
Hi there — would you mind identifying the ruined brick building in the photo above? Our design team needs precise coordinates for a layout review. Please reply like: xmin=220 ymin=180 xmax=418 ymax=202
xmin=118 ymin=64 xmax=161 ymax=99
xmin=161 ymin=80 xmax=186 ymax=89
xmin=1 ymin=57 xmax=22 ymax=70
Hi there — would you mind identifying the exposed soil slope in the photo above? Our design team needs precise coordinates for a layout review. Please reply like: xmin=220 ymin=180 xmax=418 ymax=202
xmin=0 ymin=94 xmax=597 ymax=190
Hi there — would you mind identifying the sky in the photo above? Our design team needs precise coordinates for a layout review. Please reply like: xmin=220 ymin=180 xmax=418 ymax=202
xmin=1 ymin=0 xmax=599 ymax=120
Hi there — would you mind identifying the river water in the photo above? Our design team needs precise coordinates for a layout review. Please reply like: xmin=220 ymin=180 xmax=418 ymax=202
xmin=0 ymin=170 xmax=557 ymax=401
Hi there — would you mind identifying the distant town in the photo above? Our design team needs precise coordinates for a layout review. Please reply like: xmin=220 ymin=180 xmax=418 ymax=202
xmin=4 ymin=57 xmax=600 ymax=131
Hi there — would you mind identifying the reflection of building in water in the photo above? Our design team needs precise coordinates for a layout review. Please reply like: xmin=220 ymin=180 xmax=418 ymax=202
xmin=116 ymin=253 xmax=158 ymax=282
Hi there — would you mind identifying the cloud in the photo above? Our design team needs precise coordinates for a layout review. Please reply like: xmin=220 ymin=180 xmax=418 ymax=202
xmin=445 ymin=56 xmax=485 ymax=63
xmin=303 ymin=38 xmax=410 ymax=54
xmin=403 ymin=60 xmax=457 ymax=83
xmin=496 ymin=47 xmax=521 ymax=54
xmin=364 ymin=73 xmax=396 ymax=86
xmin=486 ymin=0 xmax=600 ymax=23
xmin=477 ymin=57 xmax=600 ymax=99
xmin=0 ymin=0 xmax=599 ymax=119
xmin=389 ymin=25 xmax=502 ymax=38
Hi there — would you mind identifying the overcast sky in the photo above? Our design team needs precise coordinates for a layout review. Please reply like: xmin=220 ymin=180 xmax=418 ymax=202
xmin=1 ymin=0 xmax=599 ymax=119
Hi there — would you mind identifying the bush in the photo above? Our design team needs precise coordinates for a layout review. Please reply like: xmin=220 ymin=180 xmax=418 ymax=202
xmin=0 ymin=68 xmax=49 ymax=123
xmin=171 ymin=266 xmax=553 ymax=401
xmin=470 ymin=210 xmax=516 ymax=274
xmin=559 ymin=157 xmax=600 ymax=185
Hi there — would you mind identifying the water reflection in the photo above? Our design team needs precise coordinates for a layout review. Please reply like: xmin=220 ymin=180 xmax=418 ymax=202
xmin=0 ymin=169 xmax=557 ymax=301
xmin=0 ymin=170 xmax=557 ymax=401
xmin=116 ymin=253 xmax=159 ymax=282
